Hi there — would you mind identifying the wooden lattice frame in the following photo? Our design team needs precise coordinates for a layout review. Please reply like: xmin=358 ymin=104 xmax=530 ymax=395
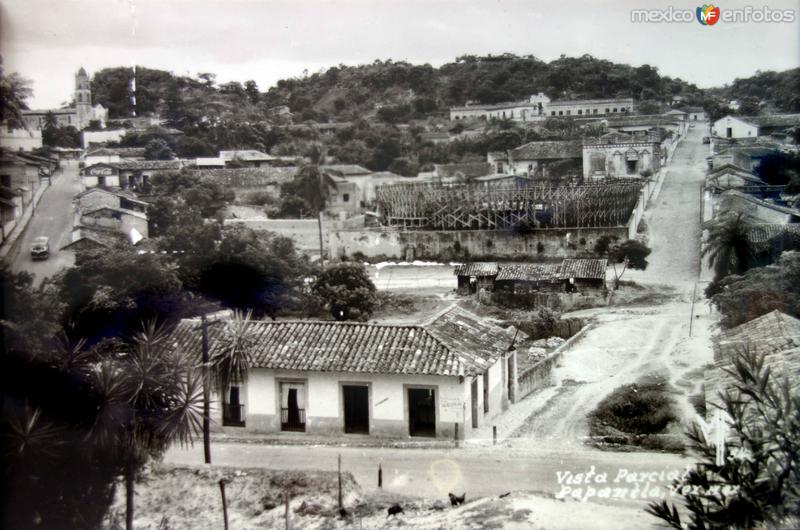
xmin=375 ymin=181 xmax=643 ymax=230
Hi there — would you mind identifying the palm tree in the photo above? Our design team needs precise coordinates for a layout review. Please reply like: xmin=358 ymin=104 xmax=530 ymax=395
xmin=88 ymin=321 xmax=204 ymax=530
xmin=210 ymin=310 xmax=255 ymax=424
xmin=702 ymin=213 xmax=754 ymax=281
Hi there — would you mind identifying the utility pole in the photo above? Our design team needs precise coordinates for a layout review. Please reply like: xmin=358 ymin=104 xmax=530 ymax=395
xmin=317 ymin=168 xmax=325 ymax=268
xmin=201 ymin=313 xmax=212 ymax=464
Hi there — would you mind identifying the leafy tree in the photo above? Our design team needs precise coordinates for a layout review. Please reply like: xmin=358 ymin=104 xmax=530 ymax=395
xmin=175 ymin=136 xmax=217 ymax=158
xmin=702 ymin=213 xmax=754 ymax=282
xmin=754 ymin=152 xmax=800 ymax=187
xmin=92 ymin=322 xmax=204 ymax=530
xmin=312 ymin=262 xmax=378 ymax=321
xmin=42 ymin=124 xmax=81 ymax=148
xmin=709 ymin=251 xmax=800 ymax=329
xmin=280 ymin=165 xmax=327 ymax=213
xmin=594 ymin=236 xmax=651 ymax=289
xmin=57 ymin=247 xmax=187 ymax=344
xmin=0 ymin=266 xmax=63 ymax=359
xmin=197 ymin=226 xmax=310 ymax=318
xmin=736 ymin=96 xmax=761 ymax=116
xmin=244 ymin=80 xmax=260 ymax=104
xmin=0 ymin=60 xmax=33 ymax=128
xmin=646 ymin=349 xmax=800 ymax=529
xmin=144 ymin=138 xmax=175 ymax=160
xmin=275 ymin=195 xmax=314 ymax=219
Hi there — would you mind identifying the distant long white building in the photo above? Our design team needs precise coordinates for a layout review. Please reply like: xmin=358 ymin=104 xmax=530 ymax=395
xmin=449 ymin=93 xmax=635 ymax=122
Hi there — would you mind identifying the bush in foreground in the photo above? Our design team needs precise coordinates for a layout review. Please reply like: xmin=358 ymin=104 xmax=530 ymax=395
xmin=589 ymin=375 xmax=678 ymax=436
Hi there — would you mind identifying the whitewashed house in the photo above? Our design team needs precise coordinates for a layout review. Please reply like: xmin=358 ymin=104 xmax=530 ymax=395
xmin=171 ymin=306 xmax=522 ymax=440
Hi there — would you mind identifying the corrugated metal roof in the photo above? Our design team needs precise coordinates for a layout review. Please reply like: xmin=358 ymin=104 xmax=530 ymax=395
xmin=559 ymin=259 xmax=607 ymax=280
xmin=453 ymin=262 xmax=499 ymax=277
xmin=169 ymin=306 xmax=516 ymax=377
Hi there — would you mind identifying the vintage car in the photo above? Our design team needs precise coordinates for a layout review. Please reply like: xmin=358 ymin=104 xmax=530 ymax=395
xmin=30 ymin=236 xmax=50 ymax=260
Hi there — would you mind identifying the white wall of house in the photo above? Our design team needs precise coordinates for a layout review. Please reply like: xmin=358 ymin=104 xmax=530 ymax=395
xmin=82 ymin=129 xmax=126 ymax=147
xmin=221 ymin=364 xmax=513 ymax=439
xmin=712 ymin=116 xmax=758 ymax=139
xmin=0 ymin=128 xmax=43 ymax=151
xmin=84 ymin=154 xmax=122 ymax=166
xmin=81 ymin=175 xmax=121 ymax=188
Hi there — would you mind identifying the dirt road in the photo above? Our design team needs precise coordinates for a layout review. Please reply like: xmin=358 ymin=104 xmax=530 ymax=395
xmin=513 ymin=126 xmax=716 ymax=445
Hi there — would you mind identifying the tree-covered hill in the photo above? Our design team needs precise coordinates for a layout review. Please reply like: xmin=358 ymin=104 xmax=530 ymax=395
xmin=90 ymin=54 xmax=711 ymax=126
xmin=709 ymin=68 xmax=800 ymax=113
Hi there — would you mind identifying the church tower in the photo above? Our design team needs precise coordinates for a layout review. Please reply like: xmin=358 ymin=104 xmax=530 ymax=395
xmin=75 ymin=67 xmax=92 ymax=129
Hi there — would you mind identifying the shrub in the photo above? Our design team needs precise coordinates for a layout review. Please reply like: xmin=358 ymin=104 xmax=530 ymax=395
xmin=590 ymin=375 xmax=677 ymax=436
xmin=243 ymin=191 xmax=277 ymax=206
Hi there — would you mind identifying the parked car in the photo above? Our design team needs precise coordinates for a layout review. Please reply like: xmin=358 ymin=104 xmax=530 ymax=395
xmin=30 ymin=236 xmax=50 ymax=260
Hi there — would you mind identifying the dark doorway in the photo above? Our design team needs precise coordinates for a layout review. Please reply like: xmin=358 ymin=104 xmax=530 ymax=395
xmin=223 ymin=385 xmax=245 ymax=427
xmin=281 ymin=383 xmax=306 ymax=432
xmin=483 ymin=371 xmax=490 ymax=414
xmin=471 ymin=379 xmax=479 ymax=428
xmin=343 ymin=385 xmax=369 ymax=434
xmin=626 ymin=159 xmax=637 ymax=174
xmin=726 ymin=127 xmax=733 ymax=138
xmin=408 ymin=388 xmax=436 ymax=437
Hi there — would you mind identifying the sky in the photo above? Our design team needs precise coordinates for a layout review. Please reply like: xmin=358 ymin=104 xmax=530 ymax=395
xmin=1 ymin=0 xmax=799 ymax=109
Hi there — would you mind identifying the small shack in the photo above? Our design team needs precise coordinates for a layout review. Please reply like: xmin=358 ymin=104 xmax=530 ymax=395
xmin=454 ymin=262 xmax=499 ymax=294
xmin=494 ymin=263 xmax=564 ymax=294
xmin=559 ymin=258 xmax=607 ymax=291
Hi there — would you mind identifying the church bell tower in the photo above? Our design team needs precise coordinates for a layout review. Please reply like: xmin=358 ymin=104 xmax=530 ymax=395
xmin=75 ymin=67 xmax=92 ymax=129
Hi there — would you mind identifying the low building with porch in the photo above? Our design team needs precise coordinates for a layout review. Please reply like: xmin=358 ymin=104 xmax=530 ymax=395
xmin=170 ymin=306 xmax=523 ymax=440
xmin=494 ymin=263 xmax=564 ymax=294
xmin=559 ymin=258 xmax=608 ymax=291
xmin=454 ymin=262 xmax=499 ymax=294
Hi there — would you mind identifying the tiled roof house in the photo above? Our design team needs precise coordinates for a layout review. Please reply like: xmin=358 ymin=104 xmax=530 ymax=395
xmin=170 ymin=306 xmax=524 ymax=439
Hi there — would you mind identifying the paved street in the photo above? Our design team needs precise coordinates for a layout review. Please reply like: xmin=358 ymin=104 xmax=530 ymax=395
xmin=9 ymin=160 xmax=80 ymax=286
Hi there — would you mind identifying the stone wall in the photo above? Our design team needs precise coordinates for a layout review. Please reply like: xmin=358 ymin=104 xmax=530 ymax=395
xmin=328 ymin=226 xmax=629 ymax=261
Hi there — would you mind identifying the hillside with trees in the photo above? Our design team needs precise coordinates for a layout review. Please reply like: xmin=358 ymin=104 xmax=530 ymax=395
xmin=91 ymin=55 xmax=709 ymax=127
xmin=708 ymin=68 xmax=800 ymax=114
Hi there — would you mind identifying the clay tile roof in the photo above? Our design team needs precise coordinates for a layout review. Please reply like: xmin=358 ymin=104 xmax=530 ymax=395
xmin=495 ymin=263 xmax=562 ymax=282
xmin=169 ymin=306 xmax=516 ymax=377
xmin=509 ymin=140 xmax=582 ymax=160
xmin=453 ymin=262 xmax=499 ymax=277
xmin=746 ymin=224 xmax=800 ymax=250
xmin=714 ymin=310 xmax=800 ymax=362
xmin=559 ymin=258 xmax=608 ymax=280
xmin=86 ymin=147 xmax=146 ymax=158
xmin=113 ymin=160 xmax=185 ymax=171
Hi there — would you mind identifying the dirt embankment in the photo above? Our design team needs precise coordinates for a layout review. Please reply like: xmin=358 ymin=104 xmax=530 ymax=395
xmin=104 ymin=464 xmax=659 ymax=529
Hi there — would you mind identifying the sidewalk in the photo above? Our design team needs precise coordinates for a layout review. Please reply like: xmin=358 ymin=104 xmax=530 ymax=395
xmin=210 ymin=430 xmax=458 ymax=449
xmin=0 ymin=176 xmax=52 ymax=260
